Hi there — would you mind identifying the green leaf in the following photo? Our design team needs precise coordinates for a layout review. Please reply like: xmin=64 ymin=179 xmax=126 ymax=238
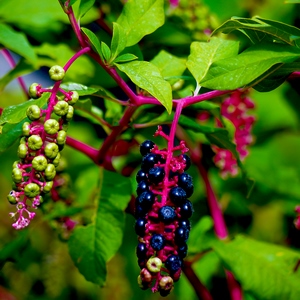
xmin=77 ymin=0 xmax=95 ymax=19
xmin=213 ymin=235 xmax=300 ymax=300
xmin=115 ymin=61 xmax=172 ymax=113
xmin=0 ymin=93 xmax=50 ymax=125
xmin=212 ymin=16 xmax=300 ymax=47
xmin=101 ymin=42 xmax=111 ymax=62
xmin=151 ymin=50 xmax=187 ymax=84
xmin=200 ymin=43 xmax=300 ymax=90
xmin=74 ymin=99 xmax=104 ymax=126
xmin=116 ymin=0 xmax=165 ymax=47
xmin=285 ymin=0 xmax=300 ymax=2
xmin=60 ymin=82 xmax=100 ymax=96
xmin=0 ymin=120 xmax=28 ymax=153
xmin=0 ymin=59 xmax=35 ymax=92
xmin=0 ymin=23 xmax=37 ymax=65
xmin=81 ymin=27 xmax=102 ymax=58
xmin=68 ymin=169 xmax=131 ymax=285
xmin=186 ymin=38 xmax=239 ymax=85
xmin=113 ymin=53 xmax=138 ymax=64
xmin=110 ymin=22 xmax=127 ymax=62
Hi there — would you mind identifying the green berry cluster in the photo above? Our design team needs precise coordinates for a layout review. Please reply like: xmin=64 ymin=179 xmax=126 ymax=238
xmin=8 ymin=66 xmax=79 ymax=230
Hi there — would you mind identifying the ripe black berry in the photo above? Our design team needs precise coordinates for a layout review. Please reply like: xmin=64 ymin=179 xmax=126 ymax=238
xmin=136 ymin=169 xmax=147 ymax=183
xmin=136 ymin=243 xmax=148 ymax=258
xmin=180 ymin=200 xmax=193 ymax=219
xmin=141 ymin=153 xmax=160 ymax=171
xmin=175 ymin=227 xmax=190 ymax=245
xmin=135 ymin=218 xmax=147 ymax=236
xmin=136 ymin=180 xmax=150 ymax=195
xmin=158 ymin=206 xmax=177 ymax=223
xmin=182 ymin=154 xmax=191 ymax=170
xmin=135 ymin=204 xmax=147 ymax=218
xmin=165 ymin=255 xmax=182 ymax=273
xmin=148 ymin=166 xmax=165 ymax=184
xmin=169 ymin=186 xmax=186 ymax=205
xmin=178 ymin=219 xmax=191 ymax=230
xmin=150 ymin=234 xmax=165 ymax=251
xmin=160 ymin=289 xmax=171 ymax=297
xmin=140 ymin=140 xmax=155 ymax=156
xmin=177 ymin=243 xmax=188 ymax=258
xmin=136 ymin=191 xmax=155 ymax=210
xmin=177 ymin=173 xmax=194 ymax=197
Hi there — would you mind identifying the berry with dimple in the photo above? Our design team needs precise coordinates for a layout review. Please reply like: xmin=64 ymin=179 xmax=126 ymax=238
xmin=150 ymin=234 xmax=165 ymax=251
xmin=54 ymin=101 xmax=69 ymax=116
xmin=159 ymin=206 xmax=177 ymax=223
xmin=140 ymin=140 xmax=155 ymax=156
xmin=135 ymin=191 xmax=155 ymax=210
xmin=165 ymin=255 xmax=182 ymax=273
xmin=28 ymin=135 xmax=43 ymax=151
xmin=148 ymin=166 xmax=165 ymax=184
xmin=169 ymin=186 xmax=187 ymax=205
xmin=32 ymin=155 xmax=48 ymax=171
xmin=49 ymin=65 xmax=65 ymax=81
xmin=26 ymin=105 xmax=41 ymax=121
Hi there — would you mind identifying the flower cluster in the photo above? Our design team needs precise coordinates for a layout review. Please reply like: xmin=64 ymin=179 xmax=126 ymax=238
xmin=134 ymin=126 xmax=194 ymax=296
xmin=7 ymin=66 xmax=78 ymax=230
xmin=212 ymin=90 xmax=255 ymax=177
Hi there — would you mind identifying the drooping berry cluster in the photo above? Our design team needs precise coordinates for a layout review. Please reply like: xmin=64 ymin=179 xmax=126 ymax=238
xmin=134 ymin=126 xmax=194 ymax=296
xmin=7 ymin=66 xmax=78 ymax=230
xmin=212 ymin=90 xmax=255 ymax=177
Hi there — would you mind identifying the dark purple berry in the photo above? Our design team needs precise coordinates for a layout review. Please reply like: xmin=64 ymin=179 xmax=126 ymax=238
xmin=165 ymin=255 xmax=182 ymax=273
xmin=135 ymin=218 xmax=147 ymax=236
xmin=180 ymin=200 xmax=193 ymax=219
xmin=136 ymin=180 xmax=150 ymax=195
xmin=136 ymin=242 xmax=148 ymax=258
xmin=160 ymin=289 xmax=171 ymax=297
xmin=136 ymin=169 xmax=147 ymax=183
xmin=182 ymin=154 xmax=191 ymax=170
xmin=158 ymin=206 xmax=177 ymax=223
xmin=175 ymin=227 xmax=190 ymax=245
xmin=177 ymin=243 xmax=188 ymax=258
xmin=138 ymin=258 xmax=146 ymax=269
xmin=135 ymin=191 xmax=155 ymax=210
xmin=135 ymin=204 xmax=147 ymax=218
xmin=178 ymin=219 xmax=191 ymax=230
xmin=169 ymin=186 xmax=187 ymax=205
xmin=140 ymin=140 xmax=155 ymax=156
xmin=150 ymin=234 xmax=165 ymax=251
xmin=141 ymin=153 xmax=160 ymax=171
xmin=177 ymin=173 xmax=194 ymax=197
xmin=148 ymin=166 xmax=165 ymax=184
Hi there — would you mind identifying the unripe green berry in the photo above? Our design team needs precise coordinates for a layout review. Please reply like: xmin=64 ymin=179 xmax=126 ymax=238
xmin=49 ymin=65 xmax=65 ymax=81
xmin=43 ymin=181 xmax=53 ymax=193
xmin=24 ymin=183 xmax=40 ymax=198
xmin=68 ymin=91 xmax=79 ymax=105
xmin=7 ymin=192 xmax=18 ymax=205
xmin=44 ymin=143 xmax=59 ymax=159
xmin=12 ymin=168 xmax=23 ymax=183
xmin=22 ymin=122 xmax=31 ymax=136
xmin=26 ymin=105 xmax=41 ymax=121
xmin=19 ymin=137 xmax=26 ymax=144
xmin=44 ymin=119 xmax=60 ymax=135
xmin=52 ymin=152 xmax=61 ymax=167
xmin=32 ymin=155 xmax=48 ymax=171
xmin=12 ymin=160 xmax=21 ymax=169
xmin=146 ymin=257 xmax=162 ymax=273
xmin=18 ymin=144 xmax=28 ymax=158
xmin=54 ymin=101 xmax=69 ymax=116
xmin=28 ymin=83 xmax=40 ymax=99
xmin=56 ymin=130 xmax=67 ymax=145
xmin=44 ymin=163 xmax=56 ymax=180
xmin=28 ymin=135 xmax=43 ymax=150
xmin=65 ymin=105 xmax=74 ymax=121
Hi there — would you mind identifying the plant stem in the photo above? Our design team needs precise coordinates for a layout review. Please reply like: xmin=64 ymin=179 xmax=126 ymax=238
xmin=182 ymin=262 xmax=213 ymax=300
xmin=63 ymin=47 xmax=91 ymax=72
xmin=1 ymin=49 xmax=29 ymax=99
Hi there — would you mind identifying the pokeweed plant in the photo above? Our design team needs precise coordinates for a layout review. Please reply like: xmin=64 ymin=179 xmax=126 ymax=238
xmin=1 ymin=0 xmax=300 ymax=299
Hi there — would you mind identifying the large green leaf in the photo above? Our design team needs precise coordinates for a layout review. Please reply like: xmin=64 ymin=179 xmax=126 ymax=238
xmin=212 ymin=16 xmax=300 ymax=47
xmin=60 ymin=82 xmax=100 ymax=96
xmin=187 ymin=38 xmax=239 ymax=85
xmin=0 ymin=93 xmax=50 ymax=125
xmin=0 ymin=23 xmax=37 ymax=65
xmin=151 ymin=50 xmax=186 ymax=84
xmin=115 ymin=61 xmax=172 ymax=113
xmin=116 ymin=0 xmax=165 ymax=47
xmin=200 ymin=43 xmax=300 ymax=90
xmin=213 ymin=235 xmax=300 ymax=300
xmin=68 ymin=169 xmax=132 ymax=285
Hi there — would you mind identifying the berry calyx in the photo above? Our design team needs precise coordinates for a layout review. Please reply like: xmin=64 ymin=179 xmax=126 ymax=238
xmin=44 ymin=119 xmax=60 ymax=135
xmin=32 ymin=155 xmax=48 ymax=171
xmin=26 ymin=105 xmax=41 ymax=121
xmin=146 ymin=257 xmax=162 ymax=273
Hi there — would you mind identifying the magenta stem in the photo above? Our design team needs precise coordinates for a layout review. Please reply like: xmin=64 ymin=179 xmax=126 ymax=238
xmin=1 ymin=49 xmax=29 ymax=99
xmin=63 ymin=47 xmax=91 ymax=72
xmin=225 ymin=270 xmax=243 ymax=300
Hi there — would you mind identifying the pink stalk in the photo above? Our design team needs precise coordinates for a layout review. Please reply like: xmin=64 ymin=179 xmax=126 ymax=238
xmin=1 ymin=49 xmax=29 ymax=99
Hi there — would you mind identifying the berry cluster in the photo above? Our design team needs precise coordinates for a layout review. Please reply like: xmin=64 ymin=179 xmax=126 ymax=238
xmin=7 ymin=66 xmax=78 ymax=230
xmin=134 ymin=126 xmax=194 ymax=296
xmin=212 ymin=90 xmax=255 ymax=177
